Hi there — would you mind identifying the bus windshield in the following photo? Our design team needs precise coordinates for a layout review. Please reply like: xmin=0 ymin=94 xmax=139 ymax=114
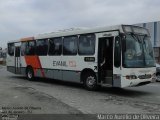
xmin=122 ymin=34 xmax=155 ymax=68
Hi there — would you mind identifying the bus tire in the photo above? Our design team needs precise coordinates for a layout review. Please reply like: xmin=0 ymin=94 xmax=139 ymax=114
xmin=84 ymin=72 xmax=98 ymax=91
xmin=26 ymin=67 xmax=34 ymax=81
xmin=156 ymin=73 xmax=160 ymax=82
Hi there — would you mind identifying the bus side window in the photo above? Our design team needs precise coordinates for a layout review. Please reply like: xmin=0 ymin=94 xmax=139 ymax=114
xmin=26 ymin=41 xmax=36 ymax=56
xmin=21 ymin=42 xmax=27 ymax=56
xmin=114 ymin=36 xmax=121 ymax=68
xmin=79 ymin=34 xmax=95 ymax=55
xmin=8 ymin=43 xmax=14 ymax=56
xmin=29 ymin=41 xmax=36 ymax=55
xmin=48 ymin=37 xmax=62 ymax=56
xmin=36 ymin=39 xmax=48 ymax=56
xmin=63 ymin=36 xmax=78 ymax=55
xmin=15 ymin=47 xmax=20 ymax=57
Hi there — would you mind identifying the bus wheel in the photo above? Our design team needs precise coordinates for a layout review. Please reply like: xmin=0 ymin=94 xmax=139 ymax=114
xmin=156 ymin=73 xmax=160 ymax=82
xmin=26 ymin=67 xmax=34 ymax=81
xmin=84 ymin=73 xmax=98 ymax=91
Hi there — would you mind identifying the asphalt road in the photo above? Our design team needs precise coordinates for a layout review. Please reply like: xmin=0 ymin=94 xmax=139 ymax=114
xmin=0 ymin=65 xmax=160 ymax=116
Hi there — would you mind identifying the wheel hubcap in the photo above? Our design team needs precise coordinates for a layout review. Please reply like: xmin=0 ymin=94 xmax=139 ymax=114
xmin=87 ymin=76 xmax=96 ymax=86
xmin=28 ymin=71 xmax=32 ymax=79
xmin=157 ymin=75 xmax=160 ymax=81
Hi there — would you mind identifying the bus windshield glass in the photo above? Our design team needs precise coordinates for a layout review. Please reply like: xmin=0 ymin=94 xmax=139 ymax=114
xmin=122 ymin=34 xmax=155 ymax=68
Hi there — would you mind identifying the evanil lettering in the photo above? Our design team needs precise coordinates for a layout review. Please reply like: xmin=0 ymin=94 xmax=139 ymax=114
xmin=53 ymin=61 xmax=68 ymax=67
xmin=53 ymin=61 xmax=76 ymax=67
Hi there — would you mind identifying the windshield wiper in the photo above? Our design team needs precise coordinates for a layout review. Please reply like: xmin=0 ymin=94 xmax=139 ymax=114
xmin=131 ymin=33 xmax=141 ymax=43
xmin=131 ymin=33 xmax=146 ymax=66
xmin=142 ymin=34 xmax=148 ymax=42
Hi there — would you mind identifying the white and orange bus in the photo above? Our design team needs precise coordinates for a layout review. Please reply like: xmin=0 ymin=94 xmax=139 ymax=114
xmin=7 ymin=25 xmax=156 ymax=90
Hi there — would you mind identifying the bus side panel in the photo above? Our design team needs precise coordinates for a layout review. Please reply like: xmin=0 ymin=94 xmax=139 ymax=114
xmin=7 ymin=55 xmax=16 ymax=74
xmin=61 ymin=56 xmax=80 ymax=82
xmin=61 ymin=56 xmax=97 ymax=83
xmin=21 ymin=56 xmax=62 ymax=79
xmin=33 ymin=56 xmax=81 ymax=82
xmin=113 ymin=68 xmax=122 ymax=87
xmin=62 ymin=70 xmax=80 ymax=83
xmin=7 ymin=66 xmax=16 ymax=74
xmin=34 ymin=56 xmax=97 ymax=83
xmin=20 ymin=56 xmax=27 ymax=76
xmin=35 ymin=56 xmax=63 ymax=80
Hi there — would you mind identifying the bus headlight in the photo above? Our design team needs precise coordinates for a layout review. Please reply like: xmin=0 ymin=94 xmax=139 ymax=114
xmin=126 ymin=75 xmax=137 ymax=80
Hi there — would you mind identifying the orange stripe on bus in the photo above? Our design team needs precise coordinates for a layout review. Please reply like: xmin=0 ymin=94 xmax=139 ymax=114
xmin=36 ymin=56 xmax=45 ymax=77
xmin=24 ymin=56 xmax=45 ymax=77
xmin=21 ymin=37 xmax=34 ymax=42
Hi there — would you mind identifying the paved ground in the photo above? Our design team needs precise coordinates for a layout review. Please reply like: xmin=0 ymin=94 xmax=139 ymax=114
xmin=0 ymin=65 xmax=160 ymax=119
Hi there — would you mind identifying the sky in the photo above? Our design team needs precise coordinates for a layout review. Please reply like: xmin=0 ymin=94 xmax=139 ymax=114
xmin=0 ymin=0 xmax=160 ymax=49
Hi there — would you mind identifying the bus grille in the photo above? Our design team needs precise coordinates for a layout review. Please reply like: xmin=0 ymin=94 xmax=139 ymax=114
xmin=138 ymin=74 xmax=152 ymax=79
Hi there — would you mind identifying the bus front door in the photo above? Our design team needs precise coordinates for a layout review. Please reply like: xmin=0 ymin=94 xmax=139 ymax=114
xmin=98 ymin=37 xmax=113 ymax=86
xmin=15 ymin=46 xmax=21 ymax=74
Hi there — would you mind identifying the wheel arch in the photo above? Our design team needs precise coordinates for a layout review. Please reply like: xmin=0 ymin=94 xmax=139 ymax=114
xmin=80 ymin=68 xmax=97 ymax=83
xmin=26 ymin=65 xmax=34 ymax=75
xmin=156 ymin=72 xmax=160 ymax=76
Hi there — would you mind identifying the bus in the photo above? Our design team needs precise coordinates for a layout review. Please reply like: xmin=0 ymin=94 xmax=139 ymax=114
xmin=7 ymin=25 xmax=156 ymax=90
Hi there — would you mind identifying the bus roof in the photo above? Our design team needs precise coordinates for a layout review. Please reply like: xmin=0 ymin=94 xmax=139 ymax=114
xmin=21 ymin=37 xmax=34 ymax=42
xmin=8 ymin=24 xmax=148 ymax=43
xmin=35 ymin=25 xmax=124 ymax=39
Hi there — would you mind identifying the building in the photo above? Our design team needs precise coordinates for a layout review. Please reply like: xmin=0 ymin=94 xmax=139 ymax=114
xmin=135 ymin=21 xmax=160 ymax=63
xmin=0 ymin=48 xmax=7 ymax=64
